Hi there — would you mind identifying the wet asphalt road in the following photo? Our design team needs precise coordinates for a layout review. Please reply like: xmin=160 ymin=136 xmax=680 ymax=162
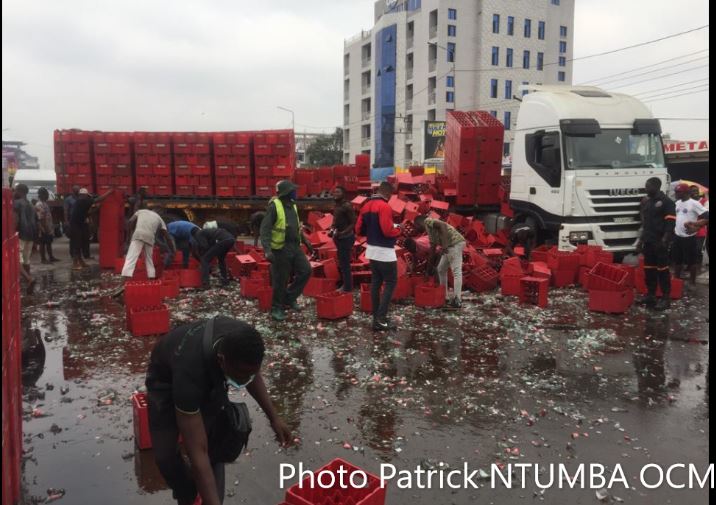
xmin=18 ymin=240 xmax=709 ymax=505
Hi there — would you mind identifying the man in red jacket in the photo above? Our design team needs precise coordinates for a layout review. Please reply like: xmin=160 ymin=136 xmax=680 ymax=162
xmin=356 ymin=182 xmax=401 ymax=331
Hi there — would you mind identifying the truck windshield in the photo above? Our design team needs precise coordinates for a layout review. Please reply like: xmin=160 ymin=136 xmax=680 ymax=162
xmin=564 ymin=130 xmax=665 ymax=169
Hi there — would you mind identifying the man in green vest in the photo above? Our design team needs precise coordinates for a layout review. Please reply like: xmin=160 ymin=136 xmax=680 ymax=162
xmin=260 ymin=180 xmax=314 ymax=321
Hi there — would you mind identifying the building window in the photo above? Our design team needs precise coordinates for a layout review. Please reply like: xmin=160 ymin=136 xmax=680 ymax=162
xmin=505 ymin=80 xmax=512 ymax=99
xmin=492 ymin=14 xmax=500 ymax=33
xmin=491 ymin=46 xmax=499 ymax=66
xmin=446 ymin=75 xmax=454 ymax=87
xmin=448 ymin=25 xmax=456 ymax=37
xmin=446 ymin=91 xmax=455 ymax=103
xmin=448 ymin=8 xmax=457 ymax=20
xmin=559 ymin=56 xmax=566 ymax=67
xmin=551 ymin=0 xmax=560 ymax=5
xmin=522 ymin=81 xmax=529 ymax=96
xmin=447 ymin=42 xmax=456 ymax=62
xmin=490 ymin=110 xmax=497 ymax=118
xmin=490 ymin=79 xmax=498 ymax=99
xmin=506 ymin=48 xmax=513 ymax=67
xmin=560 ymin=41 xmax=567 ymax=53
xmin=523 ymin=50 xmax=530 ymax=69
xmin=504 ymin=141 xmax=511 ymax=156
xmin=538 ymin=21 xmax=545 ymax=40
xmin=558 ymin=71 xmax=566 ymax=82
xmin=507 ymin=16 xmax=514 ymax=36
xmin=524 ymin=19 xmax=531 ymax=38
xmin=537 ymin=52 xmax=544 ymax=71
xmin=560 ymin=25 xmax=568 ymax=37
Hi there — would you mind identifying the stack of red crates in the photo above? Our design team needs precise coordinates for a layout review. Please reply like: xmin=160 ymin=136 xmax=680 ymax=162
xmin=134 ymin=132 xmax=173 ymax=196
xmin=444 ymin=110 xmax=504 ymax=206
xmin=173 ymin=132 xmax=212 ymax=196
xmin=2 ymin=189 xmax=22 ymax=505
xmin=253 ymin=130 xmax=295 ymax=197
xmin=54 ymin=129 xmax=94 ymax=194
xmin=94 ymin=132 xmax=133 ymax=194
xmin=213 ymin=132 xmax=253 ymax=197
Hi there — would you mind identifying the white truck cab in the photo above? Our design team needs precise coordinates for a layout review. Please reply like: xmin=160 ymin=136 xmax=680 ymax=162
xmin=509 ymin=85 xmax=668 ymax=253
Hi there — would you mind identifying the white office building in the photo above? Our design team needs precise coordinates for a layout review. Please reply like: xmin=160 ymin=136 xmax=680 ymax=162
xmin=343 ymin=0 xmax=575 ymax=169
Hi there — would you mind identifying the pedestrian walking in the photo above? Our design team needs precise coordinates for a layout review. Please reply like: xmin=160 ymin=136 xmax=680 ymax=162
xmin=355 ymin=182 xmax=401 ymax=331
xmin=259 ymin=180 xmax=314 ymax=321
xmin=413 ymin=215 xmax=466 ymax=308
xmin=636 ymin=177 xmax=676 ymax=311
xmin=13 ymin=183 xmax=37 ymax=290
xmin=35 ymin=187 xmax=58 ymax=263
xmin=330 ymin=186 xmax=356 ymax=292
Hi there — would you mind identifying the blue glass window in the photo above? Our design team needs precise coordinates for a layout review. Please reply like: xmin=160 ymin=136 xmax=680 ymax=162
xmin=559 ymin=41 xmax=567 ymax=53
xmin=551 ymin=0 xmax=560 ymax=5
xmin=506 ymin=48 xmax=513 ymax=67
xmin=507 ymin=16 xmax=514 ymax=35
xmin=558 ymin=71 xmax=566 ymax=82
xmin=448 ymin=25 xmax=456 ymax=37
xmin=505 ymin=80 xmax=512 ymax=99
xmin=490 ymin=110 xmax=497 ymax=118
xmin=560 ymin=25 xmax=567 ymax=37
xmin=559 ymin=56 xmax=566 ymax=67
xmin=491 ymin=46 xmax=499 ymax=66
xmin=538 ymin=21 xmax=545 ymax=40
xmin=523 ymin=50 xmax=530 ymax=69
xmin=447 ymin=42 xmax=456 ymax=62
xmin=524 ymin=19 xmax=531 ymax=38
xmin=446 ymin=91 xmax=455 ymax=103
xmin=537 ymin=52 xmax=544 ymax=71
xmin=490 ymin=79 xmax=498 ymax=98
xmin=446 ymin=75 xmax=454 ymax=87
xmin=448 ymin=8 xmax=457 ymax=20
xmin=492 ymin=14 xmax=500 ymax=33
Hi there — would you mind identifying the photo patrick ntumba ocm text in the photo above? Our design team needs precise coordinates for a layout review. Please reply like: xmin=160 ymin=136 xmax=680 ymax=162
xmin=279 ymin=462 xmax=714 ymax=492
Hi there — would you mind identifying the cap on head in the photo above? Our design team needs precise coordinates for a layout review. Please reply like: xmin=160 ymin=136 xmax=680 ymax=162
xmin=79 ymin=188 xmax=90 ymax=195
xmin=276 ymin=179 xmax=297 ymax=198
xmin=675 ymin=183 xmax=690 ymax=194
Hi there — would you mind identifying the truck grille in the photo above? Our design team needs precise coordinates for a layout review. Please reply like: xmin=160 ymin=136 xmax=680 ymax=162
xmin=586 ymin=189 xmax=645 ymax=215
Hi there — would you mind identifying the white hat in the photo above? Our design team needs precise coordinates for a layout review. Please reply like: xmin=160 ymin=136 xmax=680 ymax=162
xmin=79 ymin=188 xmax=89 ymax=195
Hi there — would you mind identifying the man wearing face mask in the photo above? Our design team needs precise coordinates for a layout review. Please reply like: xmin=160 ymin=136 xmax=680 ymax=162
xmin=259 ymin=180 xmax=314 ymax=321
xmin=145 ymin=316 xmax=292 ymax=505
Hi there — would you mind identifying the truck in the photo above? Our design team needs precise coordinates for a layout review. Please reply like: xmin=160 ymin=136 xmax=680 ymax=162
xmin=462 ymin=85 xmax=669 ymax=255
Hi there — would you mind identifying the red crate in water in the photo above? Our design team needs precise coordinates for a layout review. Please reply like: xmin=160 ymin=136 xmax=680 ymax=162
xmin=132 ymin=392 xmax=152 ymax=449
xmin=178 ymin=268 xmax=202 ymax=288
xmin=414 ymin=282 xmax=446 ymax=308
xmin=587 ymin=262 xmax=629 ymax=291
xmin=519 ymin=276 xmax=549 ymax=308
xmin=285 ymin=458 xmax=386 ymax=505
xmin=161 ymin=278 xmax=180 ymax=299
xmin=128 ymin=305 xmax=170 ymax=336
xmin=124 ymin=280 xmax=163 ymax=309
xmin=315 ymin=291 xmax=353 ymax=319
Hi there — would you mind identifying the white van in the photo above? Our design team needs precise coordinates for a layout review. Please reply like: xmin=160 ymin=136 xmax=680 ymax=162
xmin=12 ymin=169 xmax=57 ymax=201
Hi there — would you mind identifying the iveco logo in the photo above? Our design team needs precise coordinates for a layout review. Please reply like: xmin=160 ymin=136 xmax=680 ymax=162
xmin=609 ymin=188 xmax=640 ymax=196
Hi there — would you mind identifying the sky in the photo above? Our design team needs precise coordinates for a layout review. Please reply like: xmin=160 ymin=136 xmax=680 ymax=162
xmin=1 ymin=0 xmax=709 ymax=170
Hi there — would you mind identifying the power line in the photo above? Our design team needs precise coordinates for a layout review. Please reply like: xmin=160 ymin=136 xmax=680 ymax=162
xmin=605 ymin=64 xmax=709 ymax=90
xmin=656 ymin=117 xmax=710 ymax=120
xmin=637 ymin=83 xmax=711 ymax=100
xmin=577 ymin=49 xmax=709 ymax=85
xmin=585 ymin=56 xmax=709 ymax=87
xmin=642 ymin=87 xmax=709 ymax=103
xmin=632 ymin=78 xmax=710 ymax=97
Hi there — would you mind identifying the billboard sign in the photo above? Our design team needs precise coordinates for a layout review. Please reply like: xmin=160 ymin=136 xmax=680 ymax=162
xmin=424 ymin=121 xmax=446 ymax=159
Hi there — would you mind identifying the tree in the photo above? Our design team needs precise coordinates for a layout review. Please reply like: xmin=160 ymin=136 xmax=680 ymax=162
xmin=305 ymin=128 xmax=343 ymax=166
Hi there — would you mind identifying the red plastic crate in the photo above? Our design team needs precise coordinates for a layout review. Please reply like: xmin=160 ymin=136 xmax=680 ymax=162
xmin=178 ymin=268 xmax=202 ymax=288
xmin=161 ymin=278 xmax=180 ymax=299
xmin=589 ymin=289 xmax=634 ymax=314
xmin=414 ymin=282 xmax=446 ymax=308
xmin=256 ymin=287 xmax=273 ymax=311
xmin=132 ymin=392 xmax=152 ymax=449
xmin=547 ymin=250 xmax=581 ymax=272
xmin=391 ymin=276 xmax=413 ymax=300
xmin=124 ymin=280 xmax=163 ymax=309
xmin=304 ymin=277 xmax=338 ymax=297
xmin=466 ymin=265 xmax=499 ymax=292
xmin=315 ymin=291 xmax=353 ymax=319
xmin=240 ymin=276 xmax=267 ymax=298
xmin=359 ymin=283 xmax=372 ymax=312
xmin=519 ymin=276 xmax=549 ymax=308
xmin=127 ymin=305 xmax=170 ymax=336
xmin=285 ymin=458 xmax=386 ymax=505
xmin=587 ymin=262 xmax=629 ymax=291
xmin=501 ymin=275 xmax=524 ymax=296
xmin=320 ymin=259 xmax=341 ymax=280
xmin=528 ymin=262 xmax=551 ymax=279
xmin=551 ymin=269 xmax=577 ymax=288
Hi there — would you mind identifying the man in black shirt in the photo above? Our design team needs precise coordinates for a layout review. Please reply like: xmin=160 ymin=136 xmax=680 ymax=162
xmin=636 ymin=177 xmax=676 ymax=310
xmin=505 ymin=222 xmax=537 ymax=259
xmin=193 ymin=227 xmax=236 ymax=288
xmin=13 ymin=184 xmax=37 ymax=289
xmin=70 ymin=188 xmax=112 ymax=270
xmin=146 ymin=316 xmax=291 ymax=505
xmin=250 ymin=211 xmax=266 ymax=247
xmin=330 ymin=186 xmax=356 ymax=292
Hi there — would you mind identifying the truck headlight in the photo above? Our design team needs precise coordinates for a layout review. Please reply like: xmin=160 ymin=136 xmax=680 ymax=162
xmin=569 ymin=231 xmax=590 ymax=243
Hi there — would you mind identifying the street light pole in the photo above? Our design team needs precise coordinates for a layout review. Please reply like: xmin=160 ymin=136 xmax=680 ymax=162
xmin=277 ymin=106 xmax=295 ymax=131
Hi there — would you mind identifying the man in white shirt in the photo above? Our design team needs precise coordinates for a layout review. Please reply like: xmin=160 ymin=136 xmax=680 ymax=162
xmin=673 ymin=183 xmax=709 ymax=284
xmin=122 ymin=209 xmax=174 ymax=279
